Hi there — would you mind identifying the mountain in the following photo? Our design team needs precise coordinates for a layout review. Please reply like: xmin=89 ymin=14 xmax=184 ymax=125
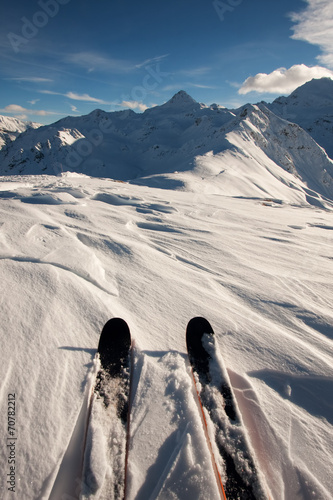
xmin=0 ymin=115 xmax=41 ymax=149
xmin=267 ymin=78 xmax=333 ymax=159
xmin=0 ymin=86 xmax=332 ymax=207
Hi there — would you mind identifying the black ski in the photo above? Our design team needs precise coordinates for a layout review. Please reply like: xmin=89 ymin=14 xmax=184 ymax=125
xmin=81 ymin=318 xmax=133 ymax=500
xmin=186 ymin=317 xmax=268 ymax=500
xmin=95 ymin=317 xmax=132 ymax=422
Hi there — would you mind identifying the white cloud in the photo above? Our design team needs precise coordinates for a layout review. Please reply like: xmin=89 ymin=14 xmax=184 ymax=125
xmin=290 ymin=0 xmax=333 ymax=69
xmin=8 ymin=77 xmax=53 ymax=83
xmin=238 ymin=64 xmax=333 ymax=95
xmin=120 ymin=100 xmax=148 ymax=112
xmin=65 ymin=92 xmax=106 ymax=103
xmin=0 ymin=104 xmax=57 ymax=117
xmin=40 ymin=90 xmax=110 ymax=104
xmin=39 ymin=90 xmax=112 ymax=104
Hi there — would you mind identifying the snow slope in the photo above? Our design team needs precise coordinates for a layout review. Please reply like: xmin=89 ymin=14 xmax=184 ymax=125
xmin=0 ymin=172 xmax=332 ymax=499
xmin=267 ymin=78 xmax=333 ymax=160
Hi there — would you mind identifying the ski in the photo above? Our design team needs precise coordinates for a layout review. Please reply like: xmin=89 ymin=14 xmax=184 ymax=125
xmin=81 ymin=318 xmax=133 ymax=500
xmin=186 ymin=317 xmax=268 ymax=500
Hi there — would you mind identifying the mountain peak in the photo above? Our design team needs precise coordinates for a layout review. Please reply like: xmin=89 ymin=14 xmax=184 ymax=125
xmin=169 ymin=90 xmax=197 ymax=104
xmin=273 ymin=77 xmax=333 ymax=108
xmin=144 ymin=90 xmax=200 ymax=116
xmin=158 ymin=90 xmax=200 ymax=111
xmin=292 ymin=76 xmax=333 ymax=94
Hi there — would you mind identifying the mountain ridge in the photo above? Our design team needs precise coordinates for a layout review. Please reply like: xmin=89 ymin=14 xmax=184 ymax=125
xmin=0 ymin=79 xmax=332 ymax=207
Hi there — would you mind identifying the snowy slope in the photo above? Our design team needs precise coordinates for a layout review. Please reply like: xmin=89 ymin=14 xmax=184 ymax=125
xmin=0 ymin=88 xmax=332 ymax=209
xmin=0 ymin=115 xmax=41 ymax=150
xmin=267 ymin=78 xmax=333 ymax=160
xmin=0 ymin=173 xmax=332 ymax=500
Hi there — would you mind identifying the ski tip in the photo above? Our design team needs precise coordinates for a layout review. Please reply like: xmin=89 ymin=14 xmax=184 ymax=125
xmin=186 ymin=317 xmax=214 ymax=375
xmin=98 ymin=318 xmax=131 ymax=375
xmin=186 ymin=317 xmax=214 ymax=337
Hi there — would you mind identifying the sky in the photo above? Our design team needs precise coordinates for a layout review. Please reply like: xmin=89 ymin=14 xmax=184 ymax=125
xmin=0 ymin=0 xmax=333 ymax=125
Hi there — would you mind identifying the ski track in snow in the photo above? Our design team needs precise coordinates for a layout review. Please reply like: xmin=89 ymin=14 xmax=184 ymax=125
xmin=0 ymin=173 xmax=332 ymax=499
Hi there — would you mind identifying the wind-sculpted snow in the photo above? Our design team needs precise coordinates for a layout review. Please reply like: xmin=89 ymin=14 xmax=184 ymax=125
xmin=0 ymin=173 xmax=332 ymax=499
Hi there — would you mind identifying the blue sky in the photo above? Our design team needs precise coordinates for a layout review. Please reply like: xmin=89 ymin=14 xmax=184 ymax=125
xmin=1 ymin=0 xmax=333 ymax=124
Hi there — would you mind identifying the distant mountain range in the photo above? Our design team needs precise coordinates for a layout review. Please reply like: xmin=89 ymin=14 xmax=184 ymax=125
xmin=0 ymin=78 xmax=332 ymax=206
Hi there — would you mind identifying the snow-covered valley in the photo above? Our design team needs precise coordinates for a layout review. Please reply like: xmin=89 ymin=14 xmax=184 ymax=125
xmin=0 ymin=172 xmax=332 ymax=499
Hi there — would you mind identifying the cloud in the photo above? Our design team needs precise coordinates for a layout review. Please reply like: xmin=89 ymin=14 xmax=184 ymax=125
xmin=0 ymin=104 xmax=57 ymax=117
xmin=40 ymin=90 xmax=109 ymax=104
xmin=65 ymin=92 xmax=106 ymax=103
xmin=178 ymin=67 xmax=212 ymax=77
xmin=290 ymin=0 xmax=333 ymax=69
xmin=64 ymin=51 xmax=133 ymax=73
xmin=135 ymin=54 xmax=169 ymax=69
xmin=7 ymin=77 xmax=53 ymax=83
xmin=120 ymin=100 xmax=148 ymax=112
xmin=238 ymin=64 xmax=333 ymax=94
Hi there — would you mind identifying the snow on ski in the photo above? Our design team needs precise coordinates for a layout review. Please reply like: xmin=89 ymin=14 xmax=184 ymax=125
xmin=80 ymin=318 xmax=132 ymax=500
xmin=186 ymin=317 xmax=270 ymax=500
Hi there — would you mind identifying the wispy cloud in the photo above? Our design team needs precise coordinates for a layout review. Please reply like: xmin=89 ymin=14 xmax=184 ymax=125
xmin=178 ymin=67 xmax=212 ymax=77
xmin=40 ymin=89 xmax=110 ymax=104
xmin=238 ymin=64 xmax=333 ymax=94
xmin=64 ymin=51 xmax=133 ymax=73
xmin=162 ymin=82 xmax=217 ymax=93
xmin=135 ymin=54 xmax=169 ymax=69
xmin=6 ymin=77 xmax=53 ymax=83
xmin=66 ymin=91 xmax=107 ymax=103
xmin=188 ymin=83 xmax=217 ymax=89
xmin=290 ymin=0 xmax=333 ymax=69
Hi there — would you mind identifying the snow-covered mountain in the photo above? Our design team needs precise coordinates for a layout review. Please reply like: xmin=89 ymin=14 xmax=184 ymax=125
xmin=267 ymin=78 xmax=333 ymax=159
xmin=0 ymin=84 xmax=333 ymax=208
xmin=0 ymin=115 xmax=41 ymax=149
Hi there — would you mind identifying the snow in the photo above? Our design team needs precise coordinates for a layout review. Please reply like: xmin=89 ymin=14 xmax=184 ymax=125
xmin=0 ymin=171 xmax=332 ymax=499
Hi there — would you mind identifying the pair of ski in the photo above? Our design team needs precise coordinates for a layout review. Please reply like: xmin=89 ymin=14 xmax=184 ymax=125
xmin=83 ymin=317 xmax=268 ymax=500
